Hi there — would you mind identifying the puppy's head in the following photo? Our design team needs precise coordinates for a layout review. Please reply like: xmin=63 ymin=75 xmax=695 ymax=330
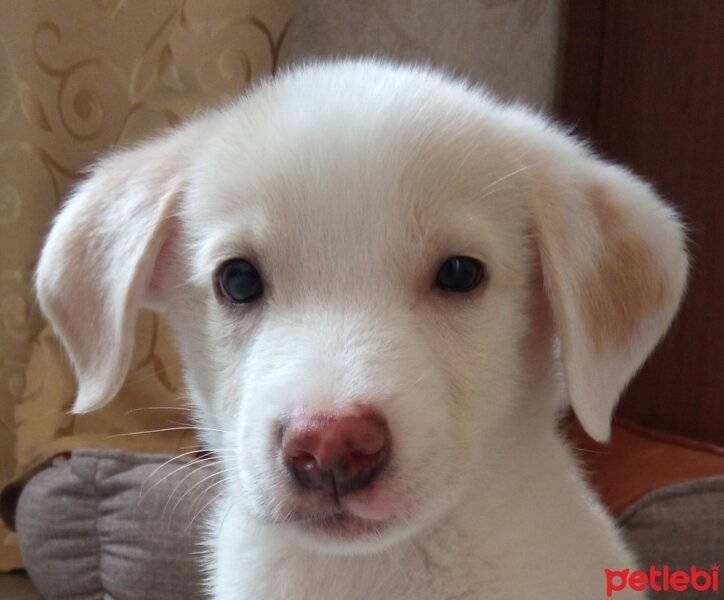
xmin=36 ymin=61 xmax=687 ymax=554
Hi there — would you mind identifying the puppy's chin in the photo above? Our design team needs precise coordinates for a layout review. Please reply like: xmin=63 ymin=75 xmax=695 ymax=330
xmin=257 ymin=486 xmax=429 ymax=555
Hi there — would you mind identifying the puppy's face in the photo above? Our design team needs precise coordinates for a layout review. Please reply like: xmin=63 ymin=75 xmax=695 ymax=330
xmin=174 ymin=99 xmax=537 ymax=551
xmin=36 ymin=62 xmax=688 ymax=555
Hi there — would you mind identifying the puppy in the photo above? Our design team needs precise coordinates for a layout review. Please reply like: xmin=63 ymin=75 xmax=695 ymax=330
xmin=36 ymin=61 xmax=687 ymax=599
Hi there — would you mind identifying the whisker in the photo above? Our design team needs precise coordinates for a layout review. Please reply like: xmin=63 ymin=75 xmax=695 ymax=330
xmin=139 ymin=451 xmax=215 ymax=501
xmin=166 ymin=467 xmax=236 ymax=522
xmin=164 ymin=419 xmax=236 ymax=436
xmin=188 ymin=499 xmax=241 ymax=561
xmin=478 ymin=184 xmax=518 ymax=201
xmin=400 ymin=373 xmax=428 ymax=395
xmin=188 ymin=490 xmax=229 ymax=531
xmin=104 ymin=425 xmax=231 ymax=439
xmin=181 ymin=476 xmax=233 ymax=527
xmin=161 ymin=460 xmax=224 ymax=523
xmin=141 ymin=450 xmax=202 ymax=491
xmin=480 ymin=164 xmax=532 ymax=194
xmin=183 ymin=427 xmax=236 ymax=435
xmin=188 ymin=475 xmax=231 ymax=512
xmin=187 ymin=447 xmax=239 ymax=455
xmin=124 ymin=406 xmax=198 ymax=417
xmin=571 ymin=446 xmax=610 ymax=455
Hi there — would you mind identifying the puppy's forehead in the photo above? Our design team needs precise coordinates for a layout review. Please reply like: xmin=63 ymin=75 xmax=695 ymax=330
xmin=184 ymin=65 xmax=529 ymax=290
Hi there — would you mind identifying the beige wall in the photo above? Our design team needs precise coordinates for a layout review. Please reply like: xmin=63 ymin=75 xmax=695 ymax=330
xmin=282 ymin=0 xmax=561 ymax=110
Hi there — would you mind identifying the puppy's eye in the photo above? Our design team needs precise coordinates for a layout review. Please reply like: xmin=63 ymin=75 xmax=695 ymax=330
xmin=434 ymin=256 xmax=485 ymax=292
xmin=217 ymin=259 xmax=263 ymax=304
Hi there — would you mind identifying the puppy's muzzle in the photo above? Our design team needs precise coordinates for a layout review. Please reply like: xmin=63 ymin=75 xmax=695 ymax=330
xmin=282 ymin=408 xmax=390 ymax=498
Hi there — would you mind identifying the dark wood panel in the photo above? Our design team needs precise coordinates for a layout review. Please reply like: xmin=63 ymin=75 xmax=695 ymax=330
xmin=555 ymin=0 xmax=607 ymax=139
xmin=558 ymin=0 xmax=724 ymax=445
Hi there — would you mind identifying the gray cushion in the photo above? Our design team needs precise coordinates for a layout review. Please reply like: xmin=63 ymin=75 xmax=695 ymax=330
xmin=617 ymin=475 xmax=724 ymax=599
xmin=16 ymin=449 xmax=215 ymax=600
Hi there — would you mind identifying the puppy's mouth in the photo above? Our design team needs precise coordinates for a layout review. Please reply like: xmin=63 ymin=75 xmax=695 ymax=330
xmin=265 ymin=489 xmax=411 ymax=541
xmin=294 ymin=510 xmax=392 ymax=539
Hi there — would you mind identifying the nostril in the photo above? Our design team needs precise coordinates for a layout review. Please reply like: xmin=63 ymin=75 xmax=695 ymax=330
xmin=336 ymin=441 xmax=390 ymax=495
xmin=294 ymin=450 xmax=315 ymax=460
xmin=290 ymin=450 xmax=317 ymax=468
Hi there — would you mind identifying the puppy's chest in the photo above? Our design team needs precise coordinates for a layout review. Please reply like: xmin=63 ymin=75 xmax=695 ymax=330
xmin=228 ymin=555 xmax=494 ymax=600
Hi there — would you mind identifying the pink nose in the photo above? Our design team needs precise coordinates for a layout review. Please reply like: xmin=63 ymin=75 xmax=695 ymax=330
xmin=281 ymin=409 xmax=390 ymax=497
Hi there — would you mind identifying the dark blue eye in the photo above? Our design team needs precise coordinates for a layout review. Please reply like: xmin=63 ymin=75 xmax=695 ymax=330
xmin=217 ymin=259 xmax=263 ymax=304
xmin=435 ymin=256 xmax=485 ymax=292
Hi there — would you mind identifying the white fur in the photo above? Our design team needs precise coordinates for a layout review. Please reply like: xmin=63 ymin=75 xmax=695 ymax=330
xmin=36 ymin=61 xmax=688 ymax=599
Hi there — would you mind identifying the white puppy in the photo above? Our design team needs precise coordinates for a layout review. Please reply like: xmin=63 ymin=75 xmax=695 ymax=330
xmin=36 ymin=61 xmax=687 ymax=599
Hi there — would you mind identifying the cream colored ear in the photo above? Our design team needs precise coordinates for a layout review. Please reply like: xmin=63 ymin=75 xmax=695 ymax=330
xmin=532 ymin=159 xmax=688 ymax=442
xmin=36 ymin=128 xmax=195 ymax=414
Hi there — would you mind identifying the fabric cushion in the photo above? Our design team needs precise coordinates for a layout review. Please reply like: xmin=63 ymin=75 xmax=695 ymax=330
xmin=16 ymin=450 xmax=217 ymax=600
xmin=619 ymin=476 xmax=724 ymax=576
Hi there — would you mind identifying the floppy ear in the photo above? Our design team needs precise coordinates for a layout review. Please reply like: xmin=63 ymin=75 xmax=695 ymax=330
xmin=36 ymin=128 xmax=195 ymax=414
xmin=531 ymin=157 xmax=688 ymax=442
